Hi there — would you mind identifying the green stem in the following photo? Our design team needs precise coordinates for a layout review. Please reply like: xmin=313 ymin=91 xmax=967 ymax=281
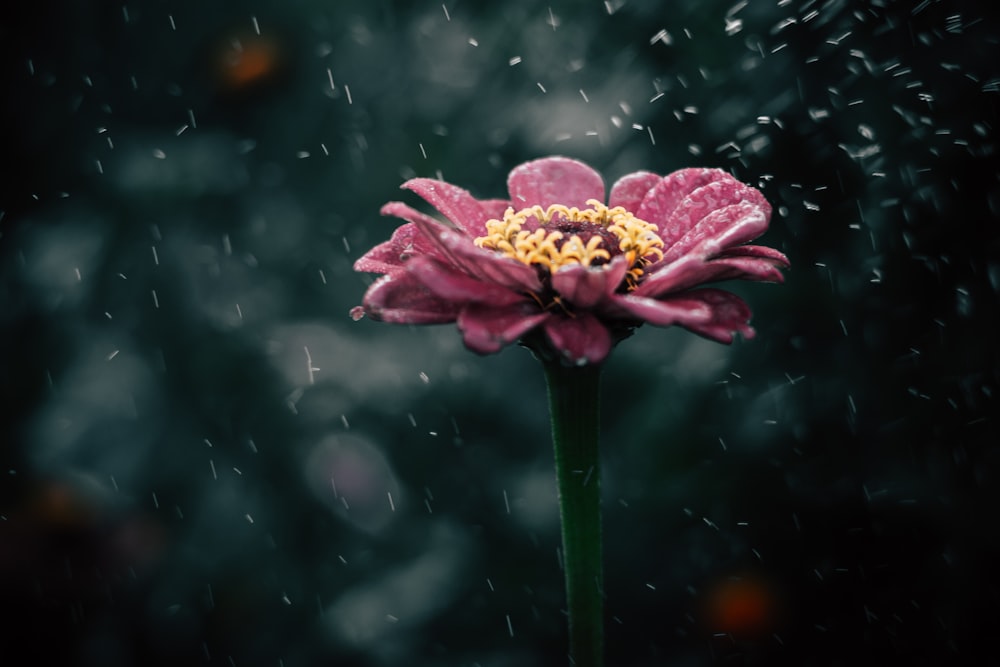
xmin=543 ymin=360 xmax=604 ymax=667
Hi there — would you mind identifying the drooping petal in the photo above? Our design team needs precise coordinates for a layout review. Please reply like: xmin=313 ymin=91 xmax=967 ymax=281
xmin=543 ymin=312 xmax=613 ymax=365
xmin=636 ymin=168 xmax=730 ymax=233
xmin=457 ymin=302 xmax=550 ymax=355
xmin=406 ymin=256 xmax=526 ymax=305
xmin=718 ymin=244 xmax=790 ymax=266
xmin=635 ymin=253 xmax=786 ymax=298
xmin=357 ymin=274 xmax=461 ymax=324
xmin=402 ymin=178 xmax=487 ymax=237
xmin=666 ymin=289 xmax=756 ymax=343
xmin=610 ymin=292 xmax=714 ymax=328
xmin=608 ymin=171 xmax=660 ymax=211
xmin=507 ymin=156 xmax=604 ymax=209
xmin=613 ymin=289 xmax=755 ymax=343
xmin=660 ymin=196 xmax=770 ymax=264
xmin=551 ymin=255 xmax=629 ymax=308
xmin=353 ymin=222 xmax=432 ymax=276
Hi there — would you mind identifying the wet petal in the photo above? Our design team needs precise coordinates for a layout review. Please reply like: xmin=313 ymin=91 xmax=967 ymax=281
xmin=718 ymin=244 xmax=790 ymax=267
xmin=457 ymin=302 xmax=550 ymax=354
xmin=407 ymin=256 xmax=526 ymax=305
xmin=381 ymin=201 xmax=501 ymax=281
xmin=661 ymin=197 xmax=770 ymax=264
xmin=669 ymin=289 xmax=756 ymax=343
xmin=402 ymin=178 xmax=487 ymax=237
xmin=354 ymin=222 xmax=433 ymax=276
xmin=479 ymin=198 xmax=513 ymax=222
xmin=608 ymin=171 xmax=660 ymax=211
xmin=437 ymin=228 xmax=544 ymax=293
xmin=508 ymin=156 xmax=604 ymax=209
xmin=611 ymin=292 xmax=714 ymax=328
xmin=380 ymin=201 xmax=456 ymax=259
xmin=357 ymin=274 xmax=461 ymax=324
xmin=543 ymin=313 xmax=613 ymax=365
xmin=635 ymin=253 xmax=786 ymax=298
xmin=636 ymin=168 xmax=730 ymax=232
xmin=551 ymin=256 xmax=629 ymax=308
xmin=613 ymin=289 xmax=754 ymax=343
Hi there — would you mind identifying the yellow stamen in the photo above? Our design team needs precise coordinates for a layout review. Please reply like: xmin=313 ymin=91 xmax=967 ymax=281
xmin=475 ymin=199 xmax=664 ymax=289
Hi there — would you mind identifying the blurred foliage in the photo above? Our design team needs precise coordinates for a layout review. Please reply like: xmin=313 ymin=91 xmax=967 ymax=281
xmin=2 ymin=0 xmax=998 ymax=665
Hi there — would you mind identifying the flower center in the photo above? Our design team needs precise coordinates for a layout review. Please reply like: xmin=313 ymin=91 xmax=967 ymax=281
xmin=474 ymin=199 xmax=664 ymax=288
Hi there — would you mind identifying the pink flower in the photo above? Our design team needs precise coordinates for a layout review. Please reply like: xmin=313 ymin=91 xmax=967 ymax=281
xmin=351 ymin=156 xmax=788 ymax=365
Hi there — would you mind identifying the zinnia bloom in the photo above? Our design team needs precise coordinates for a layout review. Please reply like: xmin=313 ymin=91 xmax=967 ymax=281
xmin=351 ymin=156 xmax=788 ymax=365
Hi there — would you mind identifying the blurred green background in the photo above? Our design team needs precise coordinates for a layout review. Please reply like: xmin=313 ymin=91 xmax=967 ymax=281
xmin=2 ymin=1 xmax=998 ymax=665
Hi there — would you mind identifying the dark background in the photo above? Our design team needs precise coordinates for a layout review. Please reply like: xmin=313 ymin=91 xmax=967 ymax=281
xmin=2 ymin=1 xmax=998 ymax=665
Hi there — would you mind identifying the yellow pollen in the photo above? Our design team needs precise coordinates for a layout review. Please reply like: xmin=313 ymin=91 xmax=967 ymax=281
xmin=475 ymin=199 xmax=664 ymax=288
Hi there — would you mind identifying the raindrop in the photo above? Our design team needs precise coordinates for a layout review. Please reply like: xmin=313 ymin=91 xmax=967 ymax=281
xmin=649 ymin=29 xmax=672 ymax=46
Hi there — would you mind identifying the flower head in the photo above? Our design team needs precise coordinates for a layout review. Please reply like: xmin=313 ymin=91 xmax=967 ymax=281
xmin=351 ymin=156 xmax=788 ymax=365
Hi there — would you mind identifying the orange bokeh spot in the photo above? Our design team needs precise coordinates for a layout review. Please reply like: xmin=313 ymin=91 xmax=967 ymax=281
xmin=701 ymin=575 xmax=783 ymax=639
xmin=217 ymin=36 xmax=281 ymax=91
xmin=30 ymin=481 xmax=99 ymax=529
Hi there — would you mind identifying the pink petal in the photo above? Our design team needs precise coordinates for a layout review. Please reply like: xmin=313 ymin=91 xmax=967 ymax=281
xmin=381 ymin=201 xmax=542 ymax=293
xmin=551 ymin=256 xmax=629 ymax=308
xmin=381 ymin=201 xmax=496 ymax=281
xmin=669 ymin=289 xmax=756 ymax=343
xmin=479 ymin=198 xmax=513 ymax=222
xmin=611 ymin=293 xmax=714 ymax=328
xmin=613 ymin=289 xmax=755 ymax=343
xmin=636 ymin=168 xmax=730 ymax=232
xmin=635 ymin=253 xmax=786 ymax=298
xmin=436 ymin=228 xmax=544 ymax=293
xmin=507 ymin=156 xmax=604 ymax=209
xmin=402 ymin=178 xmax=488 ymax=237
xmin=608 ymin=171 xmax=660 ymax=211
xmin=406 ymin=256 xmax=526 ymax=305
xmin=353 ymin=222 xmax=433 ymax=276
xmin=718 ymin=244 xmax=790 ymax=267
xmin=661 ymin=198 xmax=770 ymax=264
xmin=658 ymin=177 xmax=767 ymax=251
xmin=357 ymin=274 xmax=461 ymax=324
xmin=457 ymin=302 xmax=550 ymax=355
xmin=381 ymin=201 xmax=456 ymax=256
xmin=543 ymin=313 xmax=613 ymax=365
